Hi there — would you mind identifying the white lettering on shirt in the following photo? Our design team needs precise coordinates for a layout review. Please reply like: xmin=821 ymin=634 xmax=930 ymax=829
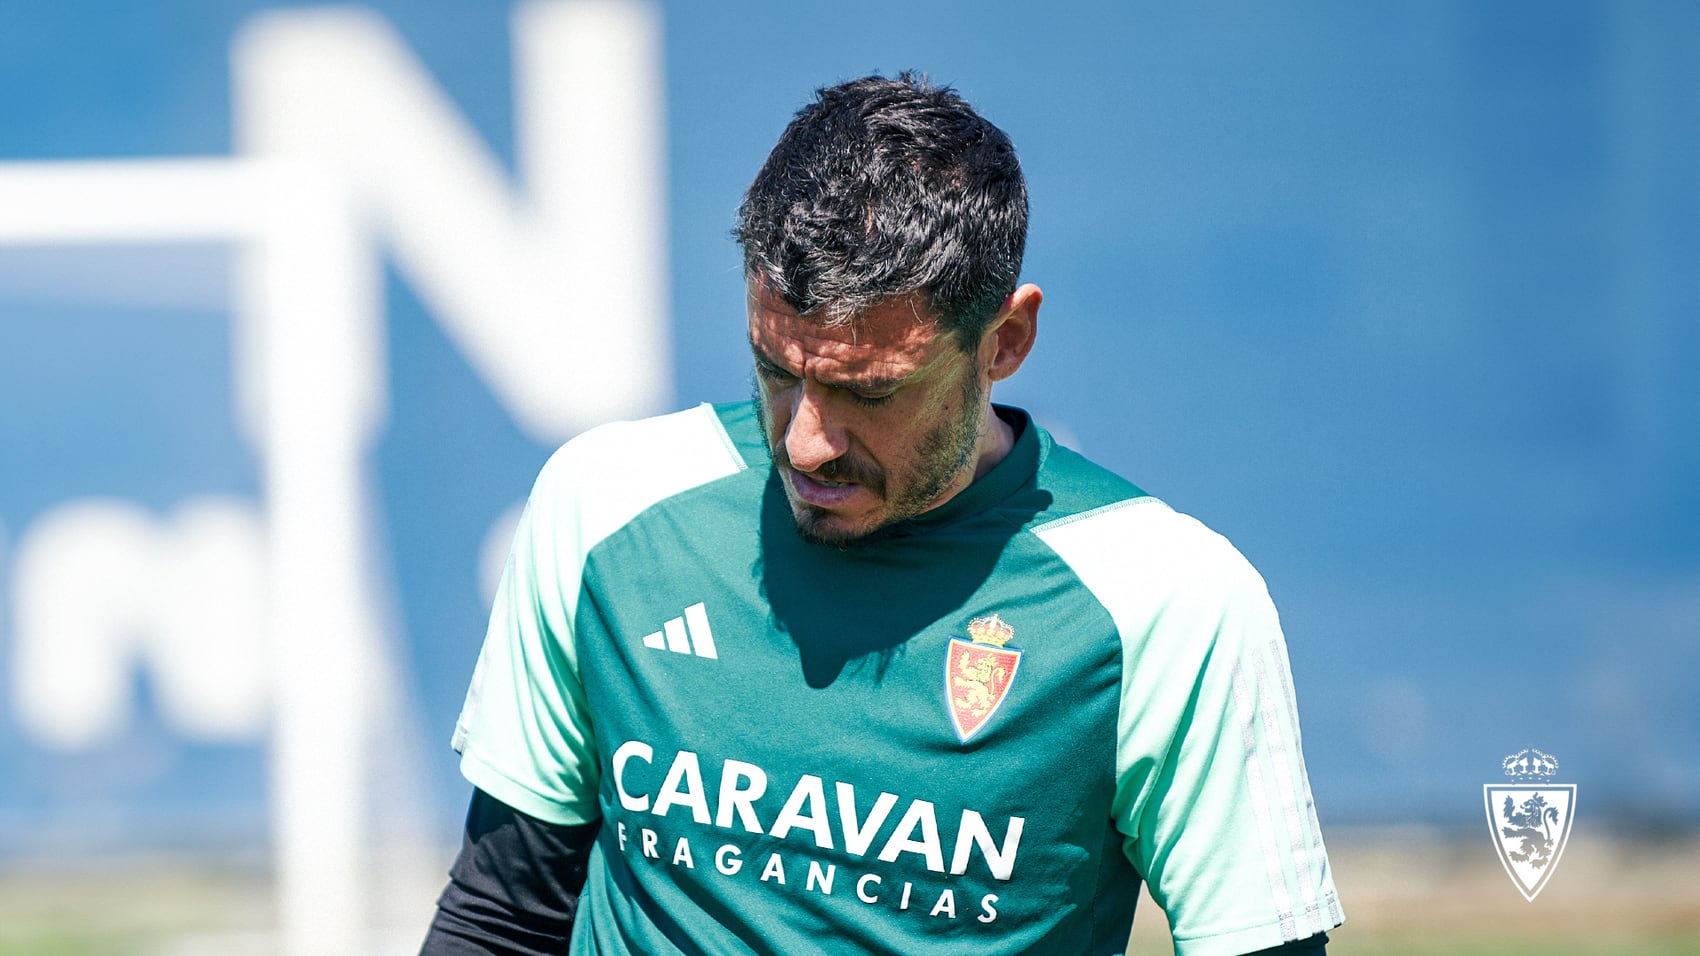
xmin=769 ymin=774 xmax=833 ymax=849
xmin=714 ymin=843 xmax=742 ymax=876
xmin=803 ymin=860 xmax=835 ymax=895
xmin=930 ymin=888 xmax=956 ymax=918
xmin=876 ymin=800 xmax=945 ymax=873
xmin=836 ymin=782 xmax=898 ymax=857
xmin=609 ymin=740 xmax=1024 ymax=882
xmin=715 ymin=759 xmax=767 ymax=832
xmin=611 ymin=739 xmax=654 ymax=812
xmin=950 ymin=810 xmax=1025 ymax=881
xmin=651 ymin=749 xmax=711 ymax=824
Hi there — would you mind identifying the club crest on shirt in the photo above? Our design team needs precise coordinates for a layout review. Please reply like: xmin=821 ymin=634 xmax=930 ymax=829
xmin=945 ymin=614 xmax=1022 ymax=743
xmin=1484 ymin=747 xmax=1576 ymax=902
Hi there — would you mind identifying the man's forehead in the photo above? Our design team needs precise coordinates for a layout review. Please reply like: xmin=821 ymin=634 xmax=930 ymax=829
xmin=747 ymin=290 xmax=953 ymax=383
xmin=747 ymin=284 xmax=944 ymax=346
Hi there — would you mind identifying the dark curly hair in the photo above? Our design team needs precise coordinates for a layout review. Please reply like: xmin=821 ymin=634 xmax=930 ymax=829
xmin=735 ymin=71 xmax=1028 ymax=349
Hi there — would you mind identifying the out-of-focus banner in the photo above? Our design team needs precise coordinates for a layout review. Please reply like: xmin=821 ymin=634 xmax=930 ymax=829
xmin=0 ymin=0 xmax=1696 ymax=951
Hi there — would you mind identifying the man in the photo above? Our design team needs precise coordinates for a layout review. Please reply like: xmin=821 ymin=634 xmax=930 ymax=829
xmin=422 ymin=73 xmax=1341 ymax=955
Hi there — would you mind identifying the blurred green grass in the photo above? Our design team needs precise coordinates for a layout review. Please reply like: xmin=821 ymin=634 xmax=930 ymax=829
xmin=0 ymin=932 xmax=127 ymax=956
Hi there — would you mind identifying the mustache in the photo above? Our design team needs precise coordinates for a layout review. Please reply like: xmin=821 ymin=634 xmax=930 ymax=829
xmin=813 ymin=455 xmax=883 ymax=489
xmin=773 ymin=443 xmax=885 ymax=495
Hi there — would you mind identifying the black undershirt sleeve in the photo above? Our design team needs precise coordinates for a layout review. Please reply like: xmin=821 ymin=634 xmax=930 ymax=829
xmin=1243 ymin=931 xmax=1330 ymax=955
xmin=419 ymin=788 xmax=601 ymax=956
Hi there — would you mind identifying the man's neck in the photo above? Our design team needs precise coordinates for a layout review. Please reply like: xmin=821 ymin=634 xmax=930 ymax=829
xmin=971 ymin=404 xmax=1016 ymax=482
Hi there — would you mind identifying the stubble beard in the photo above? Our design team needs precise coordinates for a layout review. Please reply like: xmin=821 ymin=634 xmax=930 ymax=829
xmin=754 ymin=370 xmax=985 ymax=547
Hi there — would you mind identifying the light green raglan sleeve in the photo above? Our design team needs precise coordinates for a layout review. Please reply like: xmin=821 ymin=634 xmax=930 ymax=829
xmin=1036 ymin=499 xmax=1343 ymax=956
xmin=450 ymin=404 xmax=748 ymax=826
xmin=450 ymin=437 xmax=603 ymax=825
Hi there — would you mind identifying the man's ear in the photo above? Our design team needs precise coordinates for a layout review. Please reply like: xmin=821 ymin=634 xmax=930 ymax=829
xmin=981 ymin=283 xmax=1041 ymax=383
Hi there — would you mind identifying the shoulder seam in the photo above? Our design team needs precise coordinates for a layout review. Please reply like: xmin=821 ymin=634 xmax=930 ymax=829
xmin=1029 ymin=494 xmax=1169 ymax=536
xmin=697 ymin=401 xmax=751 ymax=472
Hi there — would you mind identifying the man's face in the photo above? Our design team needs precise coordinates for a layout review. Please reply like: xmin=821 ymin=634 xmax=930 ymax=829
xmin=747 ymin=283 xmax=990 ymax=546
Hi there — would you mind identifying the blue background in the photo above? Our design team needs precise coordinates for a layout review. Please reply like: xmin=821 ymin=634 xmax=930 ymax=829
xmin=0 ymin=0 xmax=1695 ymax=858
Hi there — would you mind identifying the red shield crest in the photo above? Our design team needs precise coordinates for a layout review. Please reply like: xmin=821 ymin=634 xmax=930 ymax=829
xmin=944 ymin=637 xmax=1022 ymax=743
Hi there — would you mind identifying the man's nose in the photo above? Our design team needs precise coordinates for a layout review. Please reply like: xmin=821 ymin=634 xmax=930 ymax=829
xmin=784 ymin=383 xmax=849 ymax=472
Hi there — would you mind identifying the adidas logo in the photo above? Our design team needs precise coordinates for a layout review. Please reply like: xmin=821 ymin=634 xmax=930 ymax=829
xmin=640 ymin=602 xmax=718 ymax=659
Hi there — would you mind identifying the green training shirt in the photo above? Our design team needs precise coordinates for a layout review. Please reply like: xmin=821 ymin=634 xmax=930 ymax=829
xmin=452 ymin=401 xmax=1342 ymax=955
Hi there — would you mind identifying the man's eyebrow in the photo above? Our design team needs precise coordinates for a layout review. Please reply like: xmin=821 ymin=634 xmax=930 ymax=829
xmin=747 ymin=336 xmax=792 ymax=375
xmin=823 ymin=373 xmax=908 ymax=394
xmin=747 ymin=335 xmax=910 ymax=394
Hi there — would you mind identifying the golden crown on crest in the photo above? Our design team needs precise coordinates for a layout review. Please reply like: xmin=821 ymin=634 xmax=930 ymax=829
xmin=966 ymin=614 xmax=1014 ymax=647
